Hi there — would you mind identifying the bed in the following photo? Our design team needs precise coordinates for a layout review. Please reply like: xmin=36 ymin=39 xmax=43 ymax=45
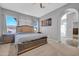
xmin=15 ymin=25 xmax=47 ymax=55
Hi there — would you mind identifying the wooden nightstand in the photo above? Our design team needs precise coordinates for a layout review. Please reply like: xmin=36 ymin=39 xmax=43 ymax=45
xmin=2 ymin=33 xmax=15 ymax=44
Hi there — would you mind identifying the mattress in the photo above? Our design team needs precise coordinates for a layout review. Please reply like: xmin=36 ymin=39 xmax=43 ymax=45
xmin=15 ymin=33 xmax=47 ymax=44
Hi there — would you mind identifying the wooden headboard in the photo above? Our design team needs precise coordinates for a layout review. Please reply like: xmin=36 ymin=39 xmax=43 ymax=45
xmin=16 ymin=25 xmax=34 ymax=33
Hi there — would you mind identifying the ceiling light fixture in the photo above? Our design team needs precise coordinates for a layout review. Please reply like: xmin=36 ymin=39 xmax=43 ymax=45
xmin=32 ymin=3 xmax=45 ymax=8
xmin=40 ymin=3 xmax=45 ymax=8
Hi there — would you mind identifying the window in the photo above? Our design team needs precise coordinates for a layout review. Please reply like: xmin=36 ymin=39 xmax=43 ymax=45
xmin=61 ymin=14 xmax=67 ymax=37
xmin=33 ymin=21 xmax=38 ymax=32
xmin=6 ymin=16 xmax=17 ymax=34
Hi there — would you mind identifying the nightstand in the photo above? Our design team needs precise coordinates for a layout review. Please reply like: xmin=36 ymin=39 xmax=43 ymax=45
xmin=2 ymin=33 xmax=15 ymax=44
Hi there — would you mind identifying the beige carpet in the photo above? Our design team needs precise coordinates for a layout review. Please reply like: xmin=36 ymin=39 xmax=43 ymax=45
xmin=20 ymin=40 xmax=79 ymax=56
xmin=0 ymin=44 xmax=10 ymax=56
xmin=0 ymin=40 xmax=79 ymax=56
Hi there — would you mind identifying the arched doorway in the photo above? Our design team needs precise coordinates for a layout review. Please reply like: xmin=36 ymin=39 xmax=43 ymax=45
xmin=60 ymin=8 xmax=79 ymax=47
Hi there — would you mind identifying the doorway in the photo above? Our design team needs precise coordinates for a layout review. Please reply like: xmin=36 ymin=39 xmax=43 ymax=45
xmin=60 ymin=8 xmax=79 ymax=47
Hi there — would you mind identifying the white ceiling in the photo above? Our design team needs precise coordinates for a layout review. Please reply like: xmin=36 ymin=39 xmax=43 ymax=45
xmin=0 ymin=3 xmax=67 ymax=17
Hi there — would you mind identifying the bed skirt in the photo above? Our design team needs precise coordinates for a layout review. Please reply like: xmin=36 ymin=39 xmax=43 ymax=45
xmin=17 ymin=37 xmax=47 ymax=55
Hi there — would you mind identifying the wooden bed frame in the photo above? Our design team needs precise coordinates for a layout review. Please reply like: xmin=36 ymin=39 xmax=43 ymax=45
xmin=16 ymin=25 xmax=47 ymax=55
xmin=16 ymin=25 xmax=34 ymax=33
xmin=17 ymin=37 xmax=47 ymax=55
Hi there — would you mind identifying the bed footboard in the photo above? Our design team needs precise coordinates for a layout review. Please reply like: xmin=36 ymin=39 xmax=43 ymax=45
xmin=17 ymin=37 xmax=47 ymax=55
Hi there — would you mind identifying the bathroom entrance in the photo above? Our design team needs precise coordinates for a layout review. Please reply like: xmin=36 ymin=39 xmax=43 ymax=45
xmin=60 ymin=8 xmax=79 ymax=47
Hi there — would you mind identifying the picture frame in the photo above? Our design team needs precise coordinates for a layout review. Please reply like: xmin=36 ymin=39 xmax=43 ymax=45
xmin=41 ymin=18 xmax=52 ymax=26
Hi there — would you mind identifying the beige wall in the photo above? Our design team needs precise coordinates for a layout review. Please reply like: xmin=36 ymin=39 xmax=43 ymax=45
xmin=0 ymin=7 xmax=39 ymax=36
xmin=40 ymin=3 xmax=79 ymax=41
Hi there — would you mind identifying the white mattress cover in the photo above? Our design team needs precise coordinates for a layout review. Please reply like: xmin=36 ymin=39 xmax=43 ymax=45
xmin=15 ymin=33 xmax=47 ymax=44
